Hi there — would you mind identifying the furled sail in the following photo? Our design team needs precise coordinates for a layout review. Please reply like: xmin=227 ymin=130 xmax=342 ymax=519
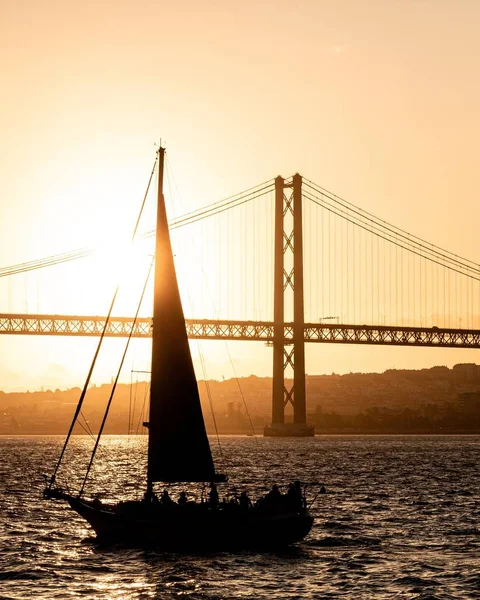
xmin=147 ymin=149 xmax=216 ymax=483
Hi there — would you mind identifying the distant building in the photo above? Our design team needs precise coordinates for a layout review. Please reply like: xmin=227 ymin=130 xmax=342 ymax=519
xmin=453 ymin=363 xmax=480 ymax=383
xmin=457 ymin=392 xmax=480 ymax=413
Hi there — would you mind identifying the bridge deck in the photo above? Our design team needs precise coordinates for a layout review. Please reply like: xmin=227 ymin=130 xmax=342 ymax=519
xmin=1 ymin=313 xmax=480 ymax=349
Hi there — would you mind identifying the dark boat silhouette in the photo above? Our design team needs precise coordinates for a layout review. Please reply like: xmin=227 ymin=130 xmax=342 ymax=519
xmin=44 ymin=147 xmax=314 ymax=550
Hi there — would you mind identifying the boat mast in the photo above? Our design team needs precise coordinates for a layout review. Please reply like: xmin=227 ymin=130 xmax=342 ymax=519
xmin=146 ymin=145 xmax=165 ymax=496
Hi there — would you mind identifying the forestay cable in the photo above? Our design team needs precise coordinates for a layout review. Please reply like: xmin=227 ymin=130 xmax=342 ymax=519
xmin=48 ymin=154 xmax=158 ymax=488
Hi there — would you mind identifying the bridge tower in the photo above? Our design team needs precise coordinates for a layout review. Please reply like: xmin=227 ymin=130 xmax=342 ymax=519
xmin=264 ymin=174 xmax=315 ymax=437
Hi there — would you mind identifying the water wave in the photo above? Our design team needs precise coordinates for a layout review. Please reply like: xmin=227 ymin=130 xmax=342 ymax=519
xmin=0 ymin=434 xmax=478 ymax=599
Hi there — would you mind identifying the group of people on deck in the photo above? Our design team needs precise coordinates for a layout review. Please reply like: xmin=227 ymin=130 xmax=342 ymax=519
xmin=157 ymin=482 xmax=249 ymax=509
xmin=154 ymin=480 xmax=306 ymax=513
xmin=263 ymin=480 xmax=305 ymax=512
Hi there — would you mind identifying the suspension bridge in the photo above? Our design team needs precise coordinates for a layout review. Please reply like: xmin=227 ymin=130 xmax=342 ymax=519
xmin=1 ymin=169 xmax=479 ymax=435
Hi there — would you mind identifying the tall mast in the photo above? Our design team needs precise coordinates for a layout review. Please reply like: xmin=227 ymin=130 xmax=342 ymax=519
xmin=147 ymin=146 xmax=216 ymax=493
xmin=146 ymin=146 xmax=165 ymax=495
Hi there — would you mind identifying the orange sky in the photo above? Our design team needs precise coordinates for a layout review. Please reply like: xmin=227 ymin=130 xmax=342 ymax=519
xmin=1 ymin=0 xmax=480 ymax=391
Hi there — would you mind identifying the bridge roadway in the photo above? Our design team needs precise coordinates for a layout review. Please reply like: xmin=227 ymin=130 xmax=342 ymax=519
xmin=1 ymin=313 xmax=480 ymax=349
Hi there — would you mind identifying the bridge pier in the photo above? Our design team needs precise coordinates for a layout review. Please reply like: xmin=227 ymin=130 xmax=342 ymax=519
xmin=264 ymin=174 xmax=314 ymax=437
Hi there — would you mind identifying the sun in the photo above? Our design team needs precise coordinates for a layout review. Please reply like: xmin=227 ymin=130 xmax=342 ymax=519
xmin=80 ymin=229 xmax=154 ymax=316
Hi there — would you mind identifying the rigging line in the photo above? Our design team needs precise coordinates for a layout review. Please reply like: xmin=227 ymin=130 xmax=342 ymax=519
xmin=48 ymin=291 xmax=120 ymax=488
xmin=79 ymin=258 xmax=154 ymax=497
xmin=166 ymin=166 xmax=258 ymax=460
xmin=229 ymin=354 xmax=258 ymax=442
xmin=164 ymin=157 xmax=225 ymax=462
xmin=304 ymin=192 xmax=480 ymax=283
xmin=164 ymin=158 xmax=175 ymax=216
xmin=78 ymin=409 xmax=95 ymax=439
xmin=304 ymin=181 xmax=480 ymax=274
xmin=135 ymin=381 xmax=150 ymax=435
xmin=133 ymin=153 xmax=159 ymax=240
xmin=130 ymin=373 xmax=141 ymax=435
xmin=75 ymin=418 xmax=96 ymax=439
xmin=174 ymin=177 xmax=265 ymax=429
xmin=128 ymin=369 xmax=133 ymax=436
xmin=198 ymin=349 xmax=224 ymax=463
xmin=205 ymin=245 xmax=260 ymax=441
xmin=48 ymin=154 xmax=157 ymax=489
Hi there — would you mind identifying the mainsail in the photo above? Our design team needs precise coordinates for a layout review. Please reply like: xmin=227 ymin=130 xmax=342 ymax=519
xmin=147 ymin=148 xmax=216 ymax=483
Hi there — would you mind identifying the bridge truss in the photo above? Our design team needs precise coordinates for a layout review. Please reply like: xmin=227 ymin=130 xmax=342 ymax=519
xmin=1 ymin=313 xmax=480 ymax=349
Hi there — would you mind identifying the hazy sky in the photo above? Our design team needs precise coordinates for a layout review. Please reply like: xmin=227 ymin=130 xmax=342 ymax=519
xmin=1 ymin=0 xmax=480 ymax=391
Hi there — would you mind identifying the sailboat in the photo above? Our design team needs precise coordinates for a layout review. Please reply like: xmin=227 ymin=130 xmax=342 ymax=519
xmin=44 ymin=148 xmax=314 ymax=550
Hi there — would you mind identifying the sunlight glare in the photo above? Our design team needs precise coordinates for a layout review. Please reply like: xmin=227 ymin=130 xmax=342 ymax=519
xmin=91 ymin=231 xmax=152 ymax=287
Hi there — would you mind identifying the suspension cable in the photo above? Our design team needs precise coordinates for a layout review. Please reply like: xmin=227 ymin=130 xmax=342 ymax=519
xmin=305 ymin=183 xmax=479 ymax=275
xmin=304 ymin=180 xmax=480 ymax=275
xmin=0 ymin=182 xmax=274 ymax=278
xmin=305 ymin=177 xmax=480 ymax=271
xmin=304 ymin=191 xmax=480 ymax=282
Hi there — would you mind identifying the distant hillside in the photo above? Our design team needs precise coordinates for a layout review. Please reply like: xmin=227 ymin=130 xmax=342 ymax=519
xmin=1 ymin=364 xmax=479 ymax=434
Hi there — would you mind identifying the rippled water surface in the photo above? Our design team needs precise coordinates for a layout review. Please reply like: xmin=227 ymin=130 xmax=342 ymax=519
xmin=0 ymin=435 xmax=478 ymax=599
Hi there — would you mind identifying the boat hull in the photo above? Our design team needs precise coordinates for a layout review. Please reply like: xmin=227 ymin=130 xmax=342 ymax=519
xmin=67 ymin=496 xmax=314 ymax=550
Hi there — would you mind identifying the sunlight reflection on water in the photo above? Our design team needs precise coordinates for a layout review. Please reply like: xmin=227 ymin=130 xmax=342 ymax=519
xmin=0 ymin=435 xmax=478 ymax=599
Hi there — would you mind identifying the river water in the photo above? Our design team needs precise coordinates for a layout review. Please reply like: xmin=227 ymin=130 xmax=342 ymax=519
xmin=0 ymin=435 xmax=478 ymax=599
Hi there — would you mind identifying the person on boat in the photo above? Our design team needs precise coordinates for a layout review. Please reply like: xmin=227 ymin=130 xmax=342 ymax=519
xmin=208 ymin=482 xmax=219 ymax=507
xmin=239 ymin=491 xmax=252 ymax=510
xmin=287 ymin=483 xmax=297 ymax=504
xmin=296 ymin=480 xmax=307 ymax=509
xmin=287 ymin=481 xmax=303 ymax=511
xmin=160 ymin=489 xmax=174 ymax=506
xmin=178 ymin=491 xmax=188 ymax=505
xmin=143 ymin=490 xmax=158 ymax=503
xmin=266 ymin=484 xmax=281 ymax=502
